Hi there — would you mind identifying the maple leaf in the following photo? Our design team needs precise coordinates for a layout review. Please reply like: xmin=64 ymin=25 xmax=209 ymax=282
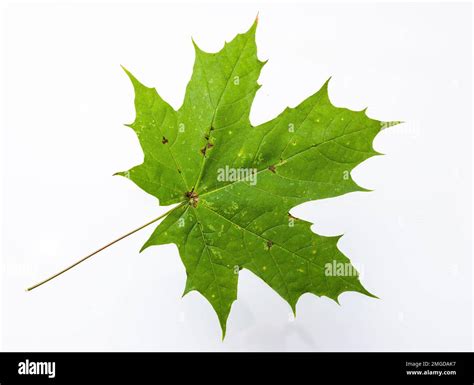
xmin=115 ymin=19 xmax=398 ymax=337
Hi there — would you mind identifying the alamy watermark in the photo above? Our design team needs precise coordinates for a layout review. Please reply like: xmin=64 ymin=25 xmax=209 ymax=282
xmin=325 ymin=260 xmax=365 ymax=278
xmin=217 ymin=165 xmax=257 ymax=185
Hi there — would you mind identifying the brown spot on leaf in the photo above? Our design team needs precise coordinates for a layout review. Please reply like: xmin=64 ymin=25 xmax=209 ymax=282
xmin=267 ymin=240 xmax=273 ymax=249
xmin=185 ymin=191 xmax=199 ymax=208
xmin=162 ymin=136 xmax=168 ymax=144
xmin=201 ymin=142 xmax=214 ymax=155
xmin=268 ymin=165 xmax=276 ymax=173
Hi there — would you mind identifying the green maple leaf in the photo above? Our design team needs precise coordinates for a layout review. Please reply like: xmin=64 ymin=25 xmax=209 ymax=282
xmin=117 ymin=19 xmax=398 ymax=337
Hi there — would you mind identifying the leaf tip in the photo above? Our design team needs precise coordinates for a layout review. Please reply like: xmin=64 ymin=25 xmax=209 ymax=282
xmin=372 ymin=149 xmax=385 ymax=156
xmin=381 ymin=120 xmax=404 ymax=131
xmin=359 ymin=186 xmax=374 ymax=193
xmin=113 ymin=171 xmax=131 ymax=180
xmin=220 ymin=327 xmax=227 ymax=341
xmin=182 ymin=278 xmax=196 ymax=298
xmin=139 ymin=243 xmax=149 ymax=253
xmin=191 ymin=37 xmax=203 ymax=53
xmin=120 ymin=64 xmax=133 ymax=79
xmin=319 ymin=76 xmax=333 ymax=100
xmin=243 ymin=14 xmax=259 ymax=36
xmin=121 ymin=65 xmax=143 ymax=90
xmin=360 ymin=284 xmax=379 ymax=300
xmin=291 ymin=303 xmax=297 ymax=317
xmin=333 ymin=233 xmax=344 ymax=243
xmin=217 ymin=314 xmax=229 ymax=341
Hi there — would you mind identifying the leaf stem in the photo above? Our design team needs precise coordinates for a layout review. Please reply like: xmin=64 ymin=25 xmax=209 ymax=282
xmin=26 ymin=203 xmax=184 ymax=292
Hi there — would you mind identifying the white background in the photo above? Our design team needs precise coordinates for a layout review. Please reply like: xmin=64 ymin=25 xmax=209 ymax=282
xmin=1 ymin=1 xmax=472 ymax=351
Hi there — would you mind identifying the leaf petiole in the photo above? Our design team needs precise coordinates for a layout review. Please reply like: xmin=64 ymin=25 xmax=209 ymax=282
xmin=25 ymin=203 xmax=184 ymax=292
